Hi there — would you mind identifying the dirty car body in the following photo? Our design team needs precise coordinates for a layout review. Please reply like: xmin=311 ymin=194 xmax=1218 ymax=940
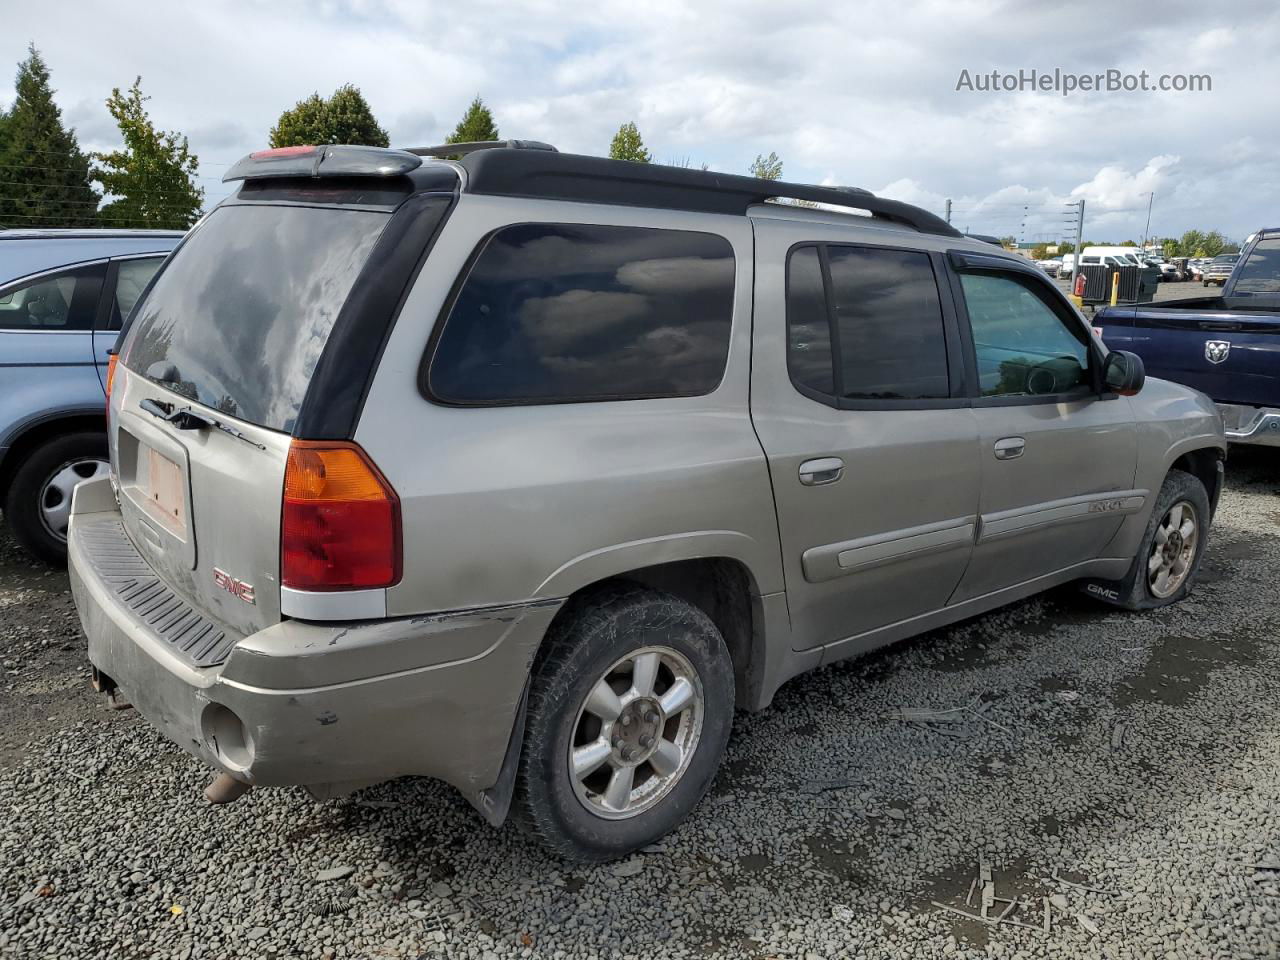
xmin=68 ymin=144 xmax=1226 ymax=858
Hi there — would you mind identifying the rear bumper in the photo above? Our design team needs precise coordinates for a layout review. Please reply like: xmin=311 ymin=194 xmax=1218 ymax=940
xmin=1219 ymin=404 xmax=1280 ymax=447
xmin=68 ymin=476 xmax=560 ymax=796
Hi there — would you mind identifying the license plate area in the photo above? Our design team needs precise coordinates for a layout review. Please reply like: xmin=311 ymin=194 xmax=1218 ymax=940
xmin=144 ymin=447 xmax=186 ymax=535
xmin=116 ymin=418 xmax=196 ymax=570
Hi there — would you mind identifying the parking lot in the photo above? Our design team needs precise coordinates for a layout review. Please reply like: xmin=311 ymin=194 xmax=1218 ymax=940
xmin=1 ymin=449 xmax=1276 ymax=960
xmin=1052 ymin=275 xmax=1221 ymax=306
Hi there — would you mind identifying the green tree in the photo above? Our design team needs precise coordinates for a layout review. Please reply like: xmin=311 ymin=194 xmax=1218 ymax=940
xmin=92 ymin=77 xmax=203 ymax=229
xmin=1200 ymin=230 xmax=1226 ymax=257
xmin=0 ymin=44 xmax=100 ymax=228
xmin=446 ymin=96 xmax=500 ymax=145
xmin=749 ymin=151 xmax=783 ymax=180
xmin=608 ymin=121 xmax=651 ymax=163
xmin=1058 ymin=241 xmax=1075 ymax=254
xmin=1179 ymin=229 xmax=1205 ymax=257
xmin=666 ymin=156 xmax=710 ymax=170
xmin=269 ymin=84 xmax=389 ymax=148
xmin=1162 ymin=238 xmax=1179 ymax=258
xmin=1031 ymin=243 xmax=1050 ymax=260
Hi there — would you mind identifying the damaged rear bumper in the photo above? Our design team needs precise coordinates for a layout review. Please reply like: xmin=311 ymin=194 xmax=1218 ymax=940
xmin=67 ymin=476 xmax=560 ymax=804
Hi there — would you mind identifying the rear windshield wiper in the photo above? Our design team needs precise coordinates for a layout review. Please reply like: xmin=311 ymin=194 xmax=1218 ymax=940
xmin=138 ymin=398 xmax=267 ymax=450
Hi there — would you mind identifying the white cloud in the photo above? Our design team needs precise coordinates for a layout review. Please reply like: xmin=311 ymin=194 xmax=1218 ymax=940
xmin=2 ymin=0 xmax=1275 ymax=239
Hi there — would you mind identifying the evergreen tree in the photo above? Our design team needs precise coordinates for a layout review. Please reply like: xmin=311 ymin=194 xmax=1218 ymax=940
xmin=269 ymin=85 xmax=389 ymax=147
xmin=749 ymin=151 xmax=783 ymax=180
xmin=445 ymin=96 xmax=499 ymax=145
xmin=0 ymin=44 xmax=100 ymax=228
xmin=92 ymin=77 xmax=203 ymax=229
xmin=608 ymin=122 xmax=651 ymax=163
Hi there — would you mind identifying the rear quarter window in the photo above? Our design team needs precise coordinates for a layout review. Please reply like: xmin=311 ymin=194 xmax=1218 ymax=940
xmin=425 ymin=223 xmax=736 ymax=405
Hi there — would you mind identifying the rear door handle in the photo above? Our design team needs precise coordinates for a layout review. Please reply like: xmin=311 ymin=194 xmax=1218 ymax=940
xmin=994 ymin=437 xmax=1025 ymax=460
xmin=799 ymin=457 xmax=844 ymax=486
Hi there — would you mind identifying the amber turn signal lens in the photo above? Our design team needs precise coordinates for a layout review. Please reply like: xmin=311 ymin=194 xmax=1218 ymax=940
xmin=281 ymin=441 xmax=401 ymax=592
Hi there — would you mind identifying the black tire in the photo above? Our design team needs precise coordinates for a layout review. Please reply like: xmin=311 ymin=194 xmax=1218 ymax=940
xmin=514 ymin=584 xmax=734 ymax=862
xmin=1085 ymin=469 xmax=1211 ymax=611
xmin=3 ymin=431 xmax=107 ymax=564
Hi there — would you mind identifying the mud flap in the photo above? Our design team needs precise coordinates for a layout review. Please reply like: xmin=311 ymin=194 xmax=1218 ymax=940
xmin=465 ymin=679 xmax=530 ymax=828
xmin=1077 ymin=578 xmax=1126 ymax=607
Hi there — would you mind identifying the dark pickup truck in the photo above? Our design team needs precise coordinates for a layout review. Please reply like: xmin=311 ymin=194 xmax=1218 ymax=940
xmin=1097 ymin=228 xmax=1280 ymax=446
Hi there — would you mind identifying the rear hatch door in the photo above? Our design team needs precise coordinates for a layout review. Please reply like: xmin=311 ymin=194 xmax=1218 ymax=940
xmin=112 ymin=200 xmax=394 ymax=637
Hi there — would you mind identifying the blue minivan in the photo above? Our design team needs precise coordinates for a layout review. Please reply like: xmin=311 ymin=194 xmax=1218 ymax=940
xmin=1 ymin=229 xmax=183 ymax=561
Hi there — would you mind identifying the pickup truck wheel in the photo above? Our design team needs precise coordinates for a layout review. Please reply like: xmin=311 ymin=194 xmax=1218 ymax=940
xmin=4 ymin=432 xmax=108 ymax=564
xmin=1093 ymin=469 xmax=1210 ymax=611
xmin=514 ymin=585 xmax=734 ymax=862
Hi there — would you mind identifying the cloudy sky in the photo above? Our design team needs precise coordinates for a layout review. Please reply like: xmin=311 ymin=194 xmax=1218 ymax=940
xmin=4 ymin=0 xmax=1277 ymax=242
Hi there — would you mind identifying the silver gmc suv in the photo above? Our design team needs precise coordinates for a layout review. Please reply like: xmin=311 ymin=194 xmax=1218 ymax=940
xmin=68 ymin=141 xmax=1226 ymax=861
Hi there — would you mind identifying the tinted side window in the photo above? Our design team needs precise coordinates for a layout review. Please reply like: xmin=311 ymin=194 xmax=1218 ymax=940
xmin=1234 ymin=238 xmax=1280 ymax=293
xmin=428 ymin=223 xmax=735 ymax=404
xmin=0 ymin=263 xmax=105 ymax=331
xmin=786 ymin=246 xmax=834 ymax=396
xmin=960 ymin=272 xmax=1090 ymax=398
xmin=110 ymin=257 xmax=165 ymax=328
xmin=826 ymin=247 xmax=950 ymax=400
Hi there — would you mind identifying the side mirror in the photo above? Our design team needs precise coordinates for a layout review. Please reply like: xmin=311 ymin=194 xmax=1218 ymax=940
xmin=1103 ymin=350 xmax=1145 ymax=396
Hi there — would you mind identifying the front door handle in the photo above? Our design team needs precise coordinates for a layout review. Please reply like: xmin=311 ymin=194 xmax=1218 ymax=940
xmin=994 ymin=437 xmax=1025 ymax=460
xmin=799 ymin=457 xmax=844 ymax=486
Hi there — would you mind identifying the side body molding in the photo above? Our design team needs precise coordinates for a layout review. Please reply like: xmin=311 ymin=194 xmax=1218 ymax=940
xmin=977 ymin=490 xmax=1149 ymax=543
xmin=802 ymin=516 xmax=977 ymax=583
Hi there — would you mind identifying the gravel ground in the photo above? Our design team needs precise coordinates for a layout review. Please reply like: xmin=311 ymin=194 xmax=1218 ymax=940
xmin=2 ymin=450 xmax=1278 ymax=960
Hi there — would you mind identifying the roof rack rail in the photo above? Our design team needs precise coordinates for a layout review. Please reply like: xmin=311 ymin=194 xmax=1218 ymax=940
xmin=403 ymin=139 xmax=558 ymax=158
xmin=458 ymin=150 xmax=960 ymax=237
xmin=964 ymin=233 xmax=1005 ymax=247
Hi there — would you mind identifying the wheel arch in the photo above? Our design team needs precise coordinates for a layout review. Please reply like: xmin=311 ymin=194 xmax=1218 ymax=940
xmin=473 ymin=554 xmax=773 ymax=831
xmin=546 ymin=556 xmax=770 ymax=713
xmin=1166 ymin=441 xmax=1226 ymax=518
xmin=0 ymin=408 xmax=105 ymax=501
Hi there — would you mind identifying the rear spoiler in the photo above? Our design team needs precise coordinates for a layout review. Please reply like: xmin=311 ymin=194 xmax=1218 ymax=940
xmin=224 ymin=140 xmax=559 ymax=183
xmin=223 ymin=145 xmax=423 ymax=183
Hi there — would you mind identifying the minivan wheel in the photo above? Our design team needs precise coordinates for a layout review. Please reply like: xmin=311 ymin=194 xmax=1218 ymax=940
xmin=4 ymin=432 xmax=108 ymax=564
xmin=1093 ymin=469 xmax=1211 ymax=611
xmin=515 ymin=585 xmax=734 ymax=862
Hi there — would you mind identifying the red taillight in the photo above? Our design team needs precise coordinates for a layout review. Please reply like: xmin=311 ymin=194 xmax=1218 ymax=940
xmin=105 ymin=353 xmax=119 ymax=414
xmin=250 ymin=145 xmax=317 ymax=159
xmin=281 ymin=441 xmax=401 ymax=592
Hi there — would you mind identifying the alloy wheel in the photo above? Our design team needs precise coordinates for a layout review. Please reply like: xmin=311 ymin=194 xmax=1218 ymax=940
xmin=568 ymin=645 xmax=704 ymax=820
xmin=1148 ymin=499 xmax=1198 ymax=599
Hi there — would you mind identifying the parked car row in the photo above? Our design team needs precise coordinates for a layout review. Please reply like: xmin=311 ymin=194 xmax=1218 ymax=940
xmin=0 ymin=229 xmax=181 ymax=560
xmin=1039 ymin=250 xmax=1241 ymax=285
xmin=2 ymin=145 xmax=1232 ymax=861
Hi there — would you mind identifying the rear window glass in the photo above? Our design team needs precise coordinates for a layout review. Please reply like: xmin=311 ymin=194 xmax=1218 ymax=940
xmin=427 ymin=223 xmax=735 ymax=404
xmin=1235 ymin=238 xmax=1280 ymax=293
xmin=123 ymin=204 xmax=388 ymax=431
